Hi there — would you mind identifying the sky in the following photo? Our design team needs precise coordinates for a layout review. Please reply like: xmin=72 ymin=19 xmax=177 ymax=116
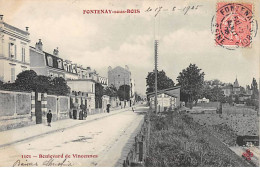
xmin=1 ymin=0 xmax=259 ymax=95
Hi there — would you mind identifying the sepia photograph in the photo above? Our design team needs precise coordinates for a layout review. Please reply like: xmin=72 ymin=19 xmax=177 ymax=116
xmin=0 ymin=0 xmax=259 ymax=167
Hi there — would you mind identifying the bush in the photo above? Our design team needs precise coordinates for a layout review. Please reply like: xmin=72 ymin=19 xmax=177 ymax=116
xmin=1 ymin=70 xmax=69 ymax=95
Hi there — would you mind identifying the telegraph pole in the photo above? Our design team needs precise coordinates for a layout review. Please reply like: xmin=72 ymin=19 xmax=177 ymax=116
xmin=124 ymin=77 xmax=126 ymax=108
xmin=147 ymin=40 xmax=159 ymax=157
xmin=154 ymin=40 xmax=158 ymax=114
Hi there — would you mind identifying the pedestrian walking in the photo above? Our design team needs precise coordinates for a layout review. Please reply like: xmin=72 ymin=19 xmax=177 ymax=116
xmin=106 ymin=104 xmax=111 ymax=113
xmin=47 ymin=110 xmax=52 ymax=127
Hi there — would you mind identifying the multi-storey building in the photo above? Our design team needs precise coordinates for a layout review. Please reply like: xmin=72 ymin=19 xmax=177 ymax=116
xmin=30 ymin=40 xmax=79 ymax=79
xmin=108 ymin=65 xmax=131 ymax=89
xmin=30 ymin=39 xmax=110 ymax=110
xmin=0 ymin=15 xmax=30 ymax=83
xmin=108 ymin=65 xmax=135 ymax=103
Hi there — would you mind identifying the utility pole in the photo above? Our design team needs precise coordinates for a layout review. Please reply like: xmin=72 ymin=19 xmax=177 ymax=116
xmin=154 ymin=40 xmax=158 ymax=114
xmin=147 ymin=40 xmax=158 ymax=157
xmin=124 ymin=77 xmax=126 ymax=108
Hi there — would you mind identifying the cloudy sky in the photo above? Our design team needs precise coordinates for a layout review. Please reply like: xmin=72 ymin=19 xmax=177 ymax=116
xmin=1 ymin=0 xmax=259 ymax=95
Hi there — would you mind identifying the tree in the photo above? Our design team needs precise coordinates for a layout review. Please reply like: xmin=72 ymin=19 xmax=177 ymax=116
xmin=210 ymin=87 xmax=225 ymax=102
xmin=146 ymin=70 xmax=174 ymax=94
xmin=34 ymin=75 xmax=52 ymax=93
xmin=50 ymin=77 xmax=70 ymax=95
xmin=212 ymin=79 xmax=223 ymax=86
xmin=177 ymin=64 xmax=205 ymax=108
xmin=15 ymin=70 xmax=38 ymax=91
xmin=200 ymin=85 xmax=212 ymax=99
xmin=103 ymin=84 xmax=117 ymax=97
xmin=1 ymin=70 xmax=69 ymax=96
xmin=95 ymin=83 xmax=104 ymax=108
xmin=117 ymin=84 xmax=130 ymax=101
xmin=200 ymin=83 xmax=225 ymax=102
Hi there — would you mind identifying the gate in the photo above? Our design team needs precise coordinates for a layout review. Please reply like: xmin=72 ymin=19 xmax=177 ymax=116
xmin=35 ymin=92 xmax=42 ymax=124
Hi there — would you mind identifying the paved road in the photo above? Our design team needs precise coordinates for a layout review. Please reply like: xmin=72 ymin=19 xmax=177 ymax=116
xmin=0 ymin=108 xmax=147 ymax=167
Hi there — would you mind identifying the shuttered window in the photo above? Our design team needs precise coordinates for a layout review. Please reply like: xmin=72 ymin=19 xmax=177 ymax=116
xmin=9 ymin=43 xmax=15 ymax=58
xmin=11 ymin=68 xmax=15 ymax=83
xmin=21 ymin=47 xmax=25 ymax=62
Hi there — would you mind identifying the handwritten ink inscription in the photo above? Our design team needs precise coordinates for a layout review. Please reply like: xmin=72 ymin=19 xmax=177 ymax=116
xmin=145 ymin=5 xmax=203 ymax=17
xmin=12 ymin=154 xmax=99 ymax=167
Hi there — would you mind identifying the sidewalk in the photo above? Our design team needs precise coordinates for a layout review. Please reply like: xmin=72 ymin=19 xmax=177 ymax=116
xmin=0 ymin=107 xmax=130 ymax=148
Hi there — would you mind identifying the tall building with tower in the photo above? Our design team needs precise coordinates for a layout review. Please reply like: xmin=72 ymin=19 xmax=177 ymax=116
xmin=108 ymin=65 xmax=135 ymax=100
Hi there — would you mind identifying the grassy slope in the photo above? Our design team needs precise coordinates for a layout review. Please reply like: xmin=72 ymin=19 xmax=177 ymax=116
xmin=145 ymin=111 xmax=251 ymax=167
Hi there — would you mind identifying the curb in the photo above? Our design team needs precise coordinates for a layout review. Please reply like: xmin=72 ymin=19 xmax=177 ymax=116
xmin=0 ymin=108 xmax=130 ymax=149
xmin=114 ymin=116 xmax=145 ymax=167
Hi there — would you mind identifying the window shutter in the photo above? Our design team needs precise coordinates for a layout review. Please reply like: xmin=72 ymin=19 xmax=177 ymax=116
xmin=8 ymin=43 xmax=10 ymax=58
xmin=21 ymin=48 xmax=23 ymax=61
xmin=23 ymin=48 xmax=25 ymax=62
xmin=15 ymin=45 xmax=17 ymax=59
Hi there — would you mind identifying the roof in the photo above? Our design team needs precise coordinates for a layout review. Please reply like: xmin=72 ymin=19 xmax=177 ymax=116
xmin=67 ymin=79 xmax=96 ymax=83
xmin=146 ymin=86 xmax=181 ymax=98
xmin=109 ymin=66 xmax=130 ymax=73
xmin=3 ymin=22 xmax=29 ymax=35
xmin=234 ymin=78 xmax=239 ymax=88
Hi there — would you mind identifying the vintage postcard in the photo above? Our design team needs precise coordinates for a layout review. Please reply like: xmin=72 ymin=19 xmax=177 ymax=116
xmin=0 ymin=0 xmax=259 ymax=167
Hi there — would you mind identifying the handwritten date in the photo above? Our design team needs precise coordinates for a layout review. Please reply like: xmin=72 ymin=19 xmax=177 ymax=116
xmin=145 ymin=5 xmax=203 ymax=17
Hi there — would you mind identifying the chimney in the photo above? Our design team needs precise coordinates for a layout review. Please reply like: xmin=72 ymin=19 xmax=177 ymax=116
xmin=26 ymin=27 xmax=29 ymax=32
xmin=35 ymin=39 xmax=43 ymax=51
xmin=53 ymin=47 xmax=59 ymax=56
xmin=0 ymin=15 xmax=3 ymax=21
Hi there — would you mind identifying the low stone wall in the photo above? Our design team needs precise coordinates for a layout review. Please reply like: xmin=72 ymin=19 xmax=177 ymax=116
xmin=222 ymin=106 xmax=257 ymax=115
xmin=0 ymin=90 xmax=33 ymax=131
xmin=0 ymin=90 xmax=70 ymax=131
xmin=46 ymin=95 xmax=70 ymax=121
xmin=197 ymin=102 xmax=221 ymax=110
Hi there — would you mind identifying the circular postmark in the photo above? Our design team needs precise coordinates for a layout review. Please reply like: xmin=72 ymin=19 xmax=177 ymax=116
xmin=211 ymin=3 xmax=258 ymax=50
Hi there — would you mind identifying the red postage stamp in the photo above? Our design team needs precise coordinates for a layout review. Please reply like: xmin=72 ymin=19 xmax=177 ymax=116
xmin=215 ymin=3 xmax=253 ymax=48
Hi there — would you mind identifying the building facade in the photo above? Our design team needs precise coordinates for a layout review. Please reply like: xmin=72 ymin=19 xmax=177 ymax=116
xmin=147 ymin=86 xmax=181 ymax=112
xmin=108 ymin=65 xmax=135 ymax=102
xmin=108 ymin=65 xmax=131 ymax=89
xmin=30 ymin=40 xmax=77 ymax=79
xmin=0 ymin=15 xmax=30 ymax=83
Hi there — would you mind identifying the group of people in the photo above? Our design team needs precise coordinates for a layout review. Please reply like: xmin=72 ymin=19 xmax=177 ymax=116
xmin=46 ymin=104 xmax=136 ymax=127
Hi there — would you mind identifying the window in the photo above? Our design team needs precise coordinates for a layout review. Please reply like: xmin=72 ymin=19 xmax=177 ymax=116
xmin=9 ymin=43 xmax=16 ymax=59
xmin=57 ymin=59 xmax=62 ymax=69
xmin=63 ymin=63 xmax=67 ymax=70
xmin=11 ymin=68 xmax=15 ymax=83
xmin=21 ymin=47 xmax=25 ymax=62
xmin=47 ymin=56 xmax=53 ymax=66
